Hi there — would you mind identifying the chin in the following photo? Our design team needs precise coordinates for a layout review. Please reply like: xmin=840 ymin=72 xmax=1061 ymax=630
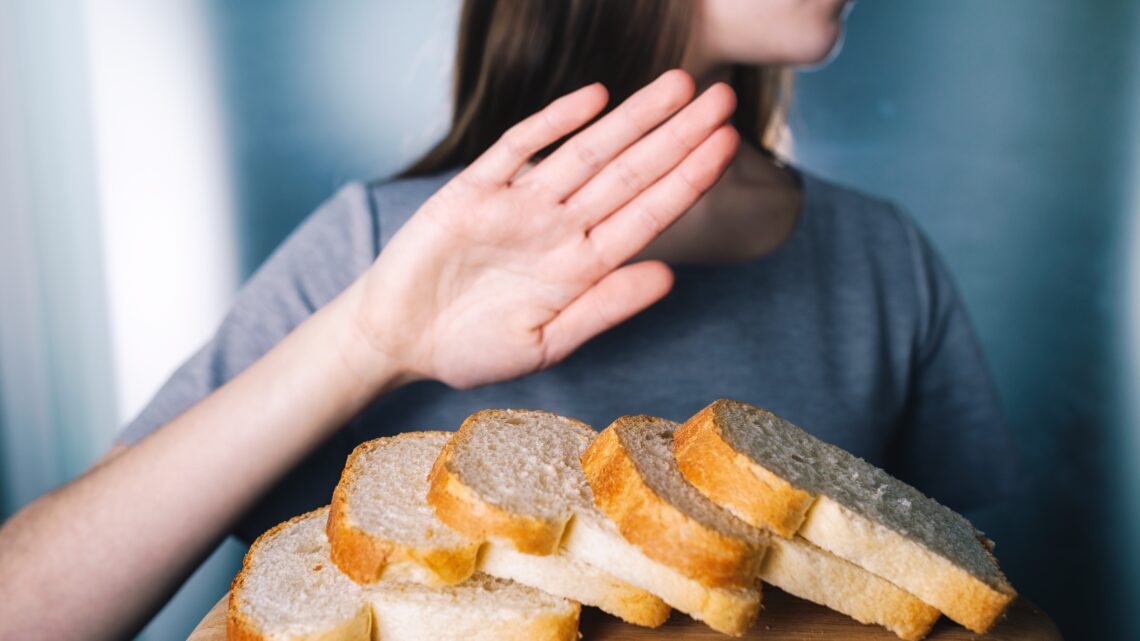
xmin=783 ymin=20 xmax=846 ymax=66
xmin=699 ymin=0 xmax=852 ymax=67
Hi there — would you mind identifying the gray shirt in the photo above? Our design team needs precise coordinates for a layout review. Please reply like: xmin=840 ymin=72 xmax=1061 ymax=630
xmin=117 ymin=166 xmax=1019 ymax=543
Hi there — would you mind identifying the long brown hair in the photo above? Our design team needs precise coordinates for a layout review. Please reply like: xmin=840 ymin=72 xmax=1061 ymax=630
xmin=400 ymin=0 xmax=790 ymax=177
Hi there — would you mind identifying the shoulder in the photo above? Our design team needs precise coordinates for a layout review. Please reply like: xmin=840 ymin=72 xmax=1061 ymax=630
xmin=368 ymin=167 xmax=463 ymax=248
xmin=796 ymin=168 xmax=941 ymax=288
xmin=798 ymin=167 xmax=973 ymax=350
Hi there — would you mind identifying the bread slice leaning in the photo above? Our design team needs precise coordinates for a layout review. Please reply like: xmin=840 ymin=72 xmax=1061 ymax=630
xmin=228 ymin=508 xmax=372 ymax=641
xmin=674 ymin=399 xmax=1016 ymax=633
xmin=232 ymin=507 xmax=581 ymax=641
xmin=426 ymin=409 xmax=671 ymax=627
xmin=762 ymin=536 xmax=941 ymax=641
xmin=579 ymin=414 xmax=767 ymax=636
xmin=327 ymin=432 xmax=481 ymax=586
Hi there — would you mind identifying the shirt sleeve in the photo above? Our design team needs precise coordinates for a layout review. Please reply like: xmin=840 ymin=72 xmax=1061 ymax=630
xmin=114 ymin=182 xmax=379 ymax=445
xmin=884 ymin=218 xmax=1024 ymax=513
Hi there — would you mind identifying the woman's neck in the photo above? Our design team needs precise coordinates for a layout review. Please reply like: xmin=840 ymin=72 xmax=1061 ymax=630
xmin=631 ymin=143 xmax=801 ymax=265
xmin=630 ymin=65 xmax=803 ymax=265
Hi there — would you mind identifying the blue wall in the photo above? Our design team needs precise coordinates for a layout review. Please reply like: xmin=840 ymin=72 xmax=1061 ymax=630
xmin=200 ymin=1 xmax=1138 ymax=639
xmin=793 ymin=2 xmax=1139 ymax=639
xmin=204 ymin=0 xmax=456 ymax=277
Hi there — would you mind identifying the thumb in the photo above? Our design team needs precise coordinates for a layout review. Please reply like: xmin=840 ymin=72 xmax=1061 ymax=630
xmin=539 ymin=260 xmax=674 ymax=368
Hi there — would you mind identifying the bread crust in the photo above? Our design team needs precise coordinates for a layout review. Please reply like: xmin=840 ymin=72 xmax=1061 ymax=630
xmin=601 ymin=586 xmax=672 ymax=628
xmin=581 ymin=417 xmax=766 ymax=589
xmin=228 ymin=509 xmax=372 ymax=641
xmin=426 ymin=418 xmax=567 ymax=555
xmin=675 ymin=402 xmax=815 ymax=537
xmin=326 ymin=436 xmax=480 ymax=586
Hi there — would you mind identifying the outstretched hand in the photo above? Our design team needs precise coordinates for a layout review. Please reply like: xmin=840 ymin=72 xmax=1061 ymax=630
xmin=353 ymin=69 xmax=739 ymax=389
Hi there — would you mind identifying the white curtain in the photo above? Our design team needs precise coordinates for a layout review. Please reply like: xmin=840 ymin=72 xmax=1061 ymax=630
xmin=0 ymin=2 xmax=242 ymax=639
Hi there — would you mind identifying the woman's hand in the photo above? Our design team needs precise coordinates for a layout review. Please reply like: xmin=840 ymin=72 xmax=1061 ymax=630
xmin=352 ymin=69 xmax=739 ymax=389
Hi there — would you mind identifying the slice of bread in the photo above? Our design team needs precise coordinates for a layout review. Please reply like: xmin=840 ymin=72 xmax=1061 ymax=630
xmin=426 ymin=410 xmax=671 ymax=627
xmin=427 ymin=410 xmax=596 ymax=555
xmin=327 ymin=432 xmax=481 ymax=586
xmin=231 ymin=507 xmax=580 ymax=641
xmin=674 ymin=399 xmax=1016 ymax=633
xmin=762 ymin=536 xmax=941 ymax=641
xmin=367 ymin=572 xmax=581 ymax=641
xmin=582 ymin=415 xmax=769 ymax=588
xmin=228 ymin=508 xmax=372 ymax=641
xmin=561 ymin=508 xmax=762 ymax=637
xmin=579 ymin=414 xmax=767 ymax=636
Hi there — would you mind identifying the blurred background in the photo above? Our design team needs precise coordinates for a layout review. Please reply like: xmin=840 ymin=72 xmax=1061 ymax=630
xmin=1 ymin=0 xmax=1136 ymax=639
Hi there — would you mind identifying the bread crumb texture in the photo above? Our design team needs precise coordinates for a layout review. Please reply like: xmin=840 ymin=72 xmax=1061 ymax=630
xmin=343 ymin=432 xmax=472 ymax=549
xmin=448 ymin=410 xmax=597 ymax=521
xmin=712 ymin=399 xmax=1009 ymax=590
xmin=232 ymin=509 xmax=367 ymax=638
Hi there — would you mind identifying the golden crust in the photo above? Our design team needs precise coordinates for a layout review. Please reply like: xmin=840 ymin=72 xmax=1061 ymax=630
xmin=675 ymin=402 xmax=816 ymax=537
xmin=954 ymin=531 xmax=1017 ymax=632
xmin=508 ymin=604 xmax=582 ymax=641
xmin=581 ymin=417 xmax=765 ymax=589
xmin=228 ymin=508 xmax=371 ymax=641
xmin=699 ymin=587 xmax=763 ymax=637
xmin=226 ymin=578 xmax=261 ymax=641
xmin=897 ymin=605 xmax=943 ymax=641
xmin=426 ymin=417 xmax=567 ymax=555
xmin=600 ymin=585 xmax=672 ymax=627
xmin=932 ymin=562 xmax=1014 ymax=633
xmin=326 ymin=436 xmax=480 ymax=586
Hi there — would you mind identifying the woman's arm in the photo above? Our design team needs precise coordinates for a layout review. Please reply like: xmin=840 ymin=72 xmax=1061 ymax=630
xmin=0 ymin=282 xmax=401 ymax=641
xmin=0 ymin=69 xmax=738 ymax=641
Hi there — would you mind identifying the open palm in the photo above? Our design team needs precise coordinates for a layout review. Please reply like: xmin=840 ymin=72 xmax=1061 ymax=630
xmin=356 ymin=70 xmax=739 ymax=389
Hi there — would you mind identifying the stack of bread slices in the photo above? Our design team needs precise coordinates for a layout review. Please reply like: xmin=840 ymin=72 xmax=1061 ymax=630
xmin=227 ymin=399 xmax=1016 ymax=641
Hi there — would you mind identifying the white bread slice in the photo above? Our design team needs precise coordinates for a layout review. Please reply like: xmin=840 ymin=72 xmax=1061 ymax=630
xmin=327 ymin=433 xmax=480 ymax=586
xmin=674 ymin=399 xmax=1016 ymax=633
xmin=762 ymin=536 xmax=941 ymax=641
xmin=580 ymin=414 xmax=767 ymax=636
xmin=228 ymin=508 xmax=372 ymax=641
xmin=584 ymin=413 xmax=939 ymax=640
xmin=231 ymin=507 xmax=580 ymax=641
xmin=427 ymin=410 xmax=595 ymax=555
xmin=561 ymin=509 xmax=761 ymax=636
xmin=329 ymin=431 xmax=652 ymax=623
xmin=367 ymin=572 xmax=581 ymax=641
xmin=426 ymin=410 xmax=671 ymax=627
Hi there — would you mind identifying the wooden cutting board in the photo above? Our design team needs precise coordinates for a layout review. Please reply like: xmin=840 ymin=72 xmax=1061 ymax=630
xmin=187 ymin=587 xmax=1061 ymax=640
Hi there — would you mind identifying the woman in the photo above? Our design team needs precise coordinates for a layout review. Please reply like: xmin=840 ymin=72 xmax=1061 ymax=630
xmin=0 ymin=1 xmax=1017 ymax=639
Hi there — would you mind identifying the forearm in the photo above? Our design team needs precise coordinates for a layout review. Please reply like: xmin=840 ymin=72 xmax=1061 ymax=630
xmin=0 ymin=280 xmax=408 ymax=641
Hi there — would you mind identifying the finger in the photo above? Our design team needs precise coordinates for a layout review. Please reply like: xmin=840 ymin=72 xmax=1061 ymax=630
xmin=513 ymin=69 xmax=695 ymax=201
xmin=462 ymin=83 xmax=609 ymax=187
xmin=586 ymin=125 xmax=739 ymax=269
xmin=540 ymin=260 xmax=674 ymax=367
xmin=567 ymin=82 xmax=736 ymax=229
